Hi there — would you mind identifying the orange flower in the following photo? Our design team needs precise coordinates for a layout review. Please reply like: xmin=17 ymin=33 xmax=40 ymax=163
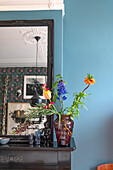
xmin=44 ymin=90 xmax=52 ymax=99
xmin=84 ymin=77 xmax=95 ymax=85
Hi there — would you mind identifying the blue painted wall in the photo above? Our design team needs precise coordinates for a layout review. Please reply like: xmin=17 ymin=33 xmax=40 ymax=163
xmin=1 ymin=0 xmax=113 ymax=169
xmin=63 ymin=0 xmax=113 ymax=170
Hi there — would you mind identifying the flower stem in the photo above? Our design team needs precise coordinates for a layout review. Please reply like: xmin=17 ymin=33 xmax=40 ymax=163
xmin=49 ymin=99 xmax=58 ymax=113
xmin=54 ymin=103 xmax=62 ymax=109
xmin=61 ymin=94 xmax=63 ymax=115
xmin=82 ymin=85 xmax=90 ymax=93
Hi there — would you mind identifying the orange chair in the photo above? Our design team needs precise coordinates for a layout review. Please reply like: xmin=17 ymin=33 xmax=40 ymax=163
xmin=97 ymin=164 xmax=113 ymax=170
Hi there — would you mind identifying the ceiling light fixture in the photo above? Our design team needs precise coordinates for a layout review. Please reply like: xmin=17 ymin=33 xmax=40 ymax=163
xmin=29 ymin=36 xmax=42 ymax=106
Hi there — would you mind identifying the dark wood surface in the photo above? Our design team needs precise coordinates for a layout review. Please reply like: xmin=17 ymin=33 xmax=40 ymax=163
xmin=0 ymin=138 xmax=76 ymax=170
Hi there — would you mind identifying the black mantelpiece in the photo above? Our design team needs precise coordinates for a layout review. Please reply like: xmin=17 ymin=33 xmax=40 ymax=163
xmin=0 ymin=138 xmax=76 ymax=170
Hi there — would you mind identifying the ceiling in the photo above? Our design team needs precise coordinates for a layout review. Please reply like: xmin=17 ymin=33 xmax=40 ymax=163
xmin=0 ymin=26 xmax=48 ymax=67
xmin=0 ymin=0 xmax=64 ymax=15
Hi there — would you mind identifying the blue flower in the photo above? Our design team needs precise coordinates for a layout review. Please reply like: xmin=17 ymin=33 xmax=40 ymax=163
xmin=58 ymin=92 xmax=61 ymax=97
xmin=62 ymin=89 xmax=67 ymax=94
xmin=57 ymin=79 xmax=67 ymax=101
xmin=57 ymin=89 xmax=61 ymax=92
xmin=62 ymin=96 xmax=67 ymax=101
xmin=57 ymin=80 xmax=65 ymax=89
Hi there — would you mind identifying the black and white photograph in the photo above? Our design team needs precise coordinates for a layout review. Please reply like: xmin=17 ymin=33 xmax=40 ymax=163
xmin=23 ymin=75 xmax=47 ymax=99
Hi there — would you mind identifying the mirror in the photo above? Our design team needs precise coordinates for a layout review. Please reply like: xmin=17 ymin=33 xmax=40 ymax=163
xmin=0 ymin=20 xmax=54 ymax=139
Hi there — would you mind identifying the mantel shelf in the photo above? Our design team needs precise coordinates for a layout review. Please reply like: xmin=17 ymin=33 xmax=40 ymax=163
xmin=0 ymin=138 xmax=76 ymax=152
xmin=0 ymin=138 xmax=76 ymax=170
xmin=0 ymin=0 xmax=65 ymax=15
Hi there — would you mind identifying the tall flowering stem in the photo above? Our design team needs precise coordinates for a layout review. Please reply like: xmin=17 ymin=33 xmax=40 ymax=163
xmin=56 ymin=79 xmax=67 ymax=115
xmin=65 ymin=73 xmax=95 ymax=119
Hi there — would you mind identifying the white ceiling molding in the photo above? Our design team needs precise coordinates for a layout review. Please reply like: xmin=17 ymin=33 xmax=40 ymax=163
xmin=0 ymin=0 xmax=65 ymax=15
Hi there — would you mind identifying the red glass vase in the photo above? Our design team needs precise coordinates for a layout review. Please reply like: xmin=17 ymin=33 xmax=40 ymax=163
xmin=54 ymin=115 xmax=74 ymax=146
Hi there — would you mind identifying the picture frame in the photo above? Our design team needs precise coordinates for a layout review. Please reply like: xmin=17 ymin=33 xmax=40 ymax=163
xmin=23 ymin=75 xmax=47 ymax=99
xmin=7 ymin=102 xmax=47 ymax=135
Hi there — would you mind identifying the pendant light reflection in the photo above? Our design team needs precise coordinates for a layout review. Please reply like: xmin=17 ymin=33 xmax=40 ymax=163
xmin=29 ymin=36 xmax=42 ymax=107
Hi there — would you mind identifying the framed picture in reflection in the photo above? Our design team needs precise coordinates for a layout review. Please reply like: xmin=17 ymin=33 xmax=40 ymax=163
xmin=23 ymin=75 xmax=47 ymax=99
xmin=7 ymin=102 xmax=47 ymax=135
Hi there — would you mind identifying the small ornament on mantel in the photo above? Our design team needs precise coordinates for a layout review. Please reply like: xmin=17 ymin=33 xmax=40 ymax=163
xmin=42 ymin=122 xmax=51 ymax=147
xmin=35 ymin=129 xmax=43 ymax=146
xmin=29 ymin=133 xmax=34 ymax=145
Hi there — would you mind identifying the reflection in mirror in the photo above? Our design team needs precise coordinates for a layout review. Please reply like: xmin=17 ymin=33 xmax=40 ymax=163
xmin=0 ymin=20 xmax=54 ymax=140
xmin=0 ymin=26 xmax=47 ymax=67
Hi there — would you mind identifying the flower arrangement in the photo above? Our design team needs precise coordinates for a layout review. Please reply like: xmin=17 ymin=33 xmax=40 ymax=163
xmin=13 ymin=73 xmax=95 ymax=134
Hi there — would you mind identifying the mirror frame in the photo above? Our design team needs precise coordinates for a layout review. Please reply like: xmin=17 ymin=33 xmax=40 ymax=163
xmin=0 ymin=19 xmax=54 ymax=142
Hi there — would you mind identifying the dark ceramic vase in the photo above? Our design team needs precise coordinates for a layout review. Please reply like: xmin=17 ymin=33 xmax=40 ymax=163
xmin=54 ymin=115 xmax=74 ymax=147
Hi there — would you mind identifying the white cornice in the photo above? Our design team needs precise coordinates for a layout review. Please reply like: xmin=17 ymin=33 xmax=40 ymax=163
xmin=0 ymin=0 xmax=65 ymax=15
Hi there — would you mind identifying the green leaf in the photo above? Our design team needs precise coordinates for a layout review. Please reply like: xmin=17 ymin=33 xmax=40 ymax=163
xmin=52 ymin=95 xmax=57 ymax=102
xmin=87 ymin=73 xmax=93 ymax=79
xmin=83 ymin=105 xmax=88 ymax=110
xmin=56 ymin=74 xmax=62 ymax=79
xmin=53 ymin=94 xmax=58 ymax=102
xmin=58 ymin=114 xmax=61 ymax=128
xmin=52 ymin=81 xmax=58 ymax=89
xmin=63 ymin=80 xmax=67 ymax=84
xmin=66 ymin=112 xmax=71 ymax=115
xmin=70 ymin=114 xmax=73 ymax=120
